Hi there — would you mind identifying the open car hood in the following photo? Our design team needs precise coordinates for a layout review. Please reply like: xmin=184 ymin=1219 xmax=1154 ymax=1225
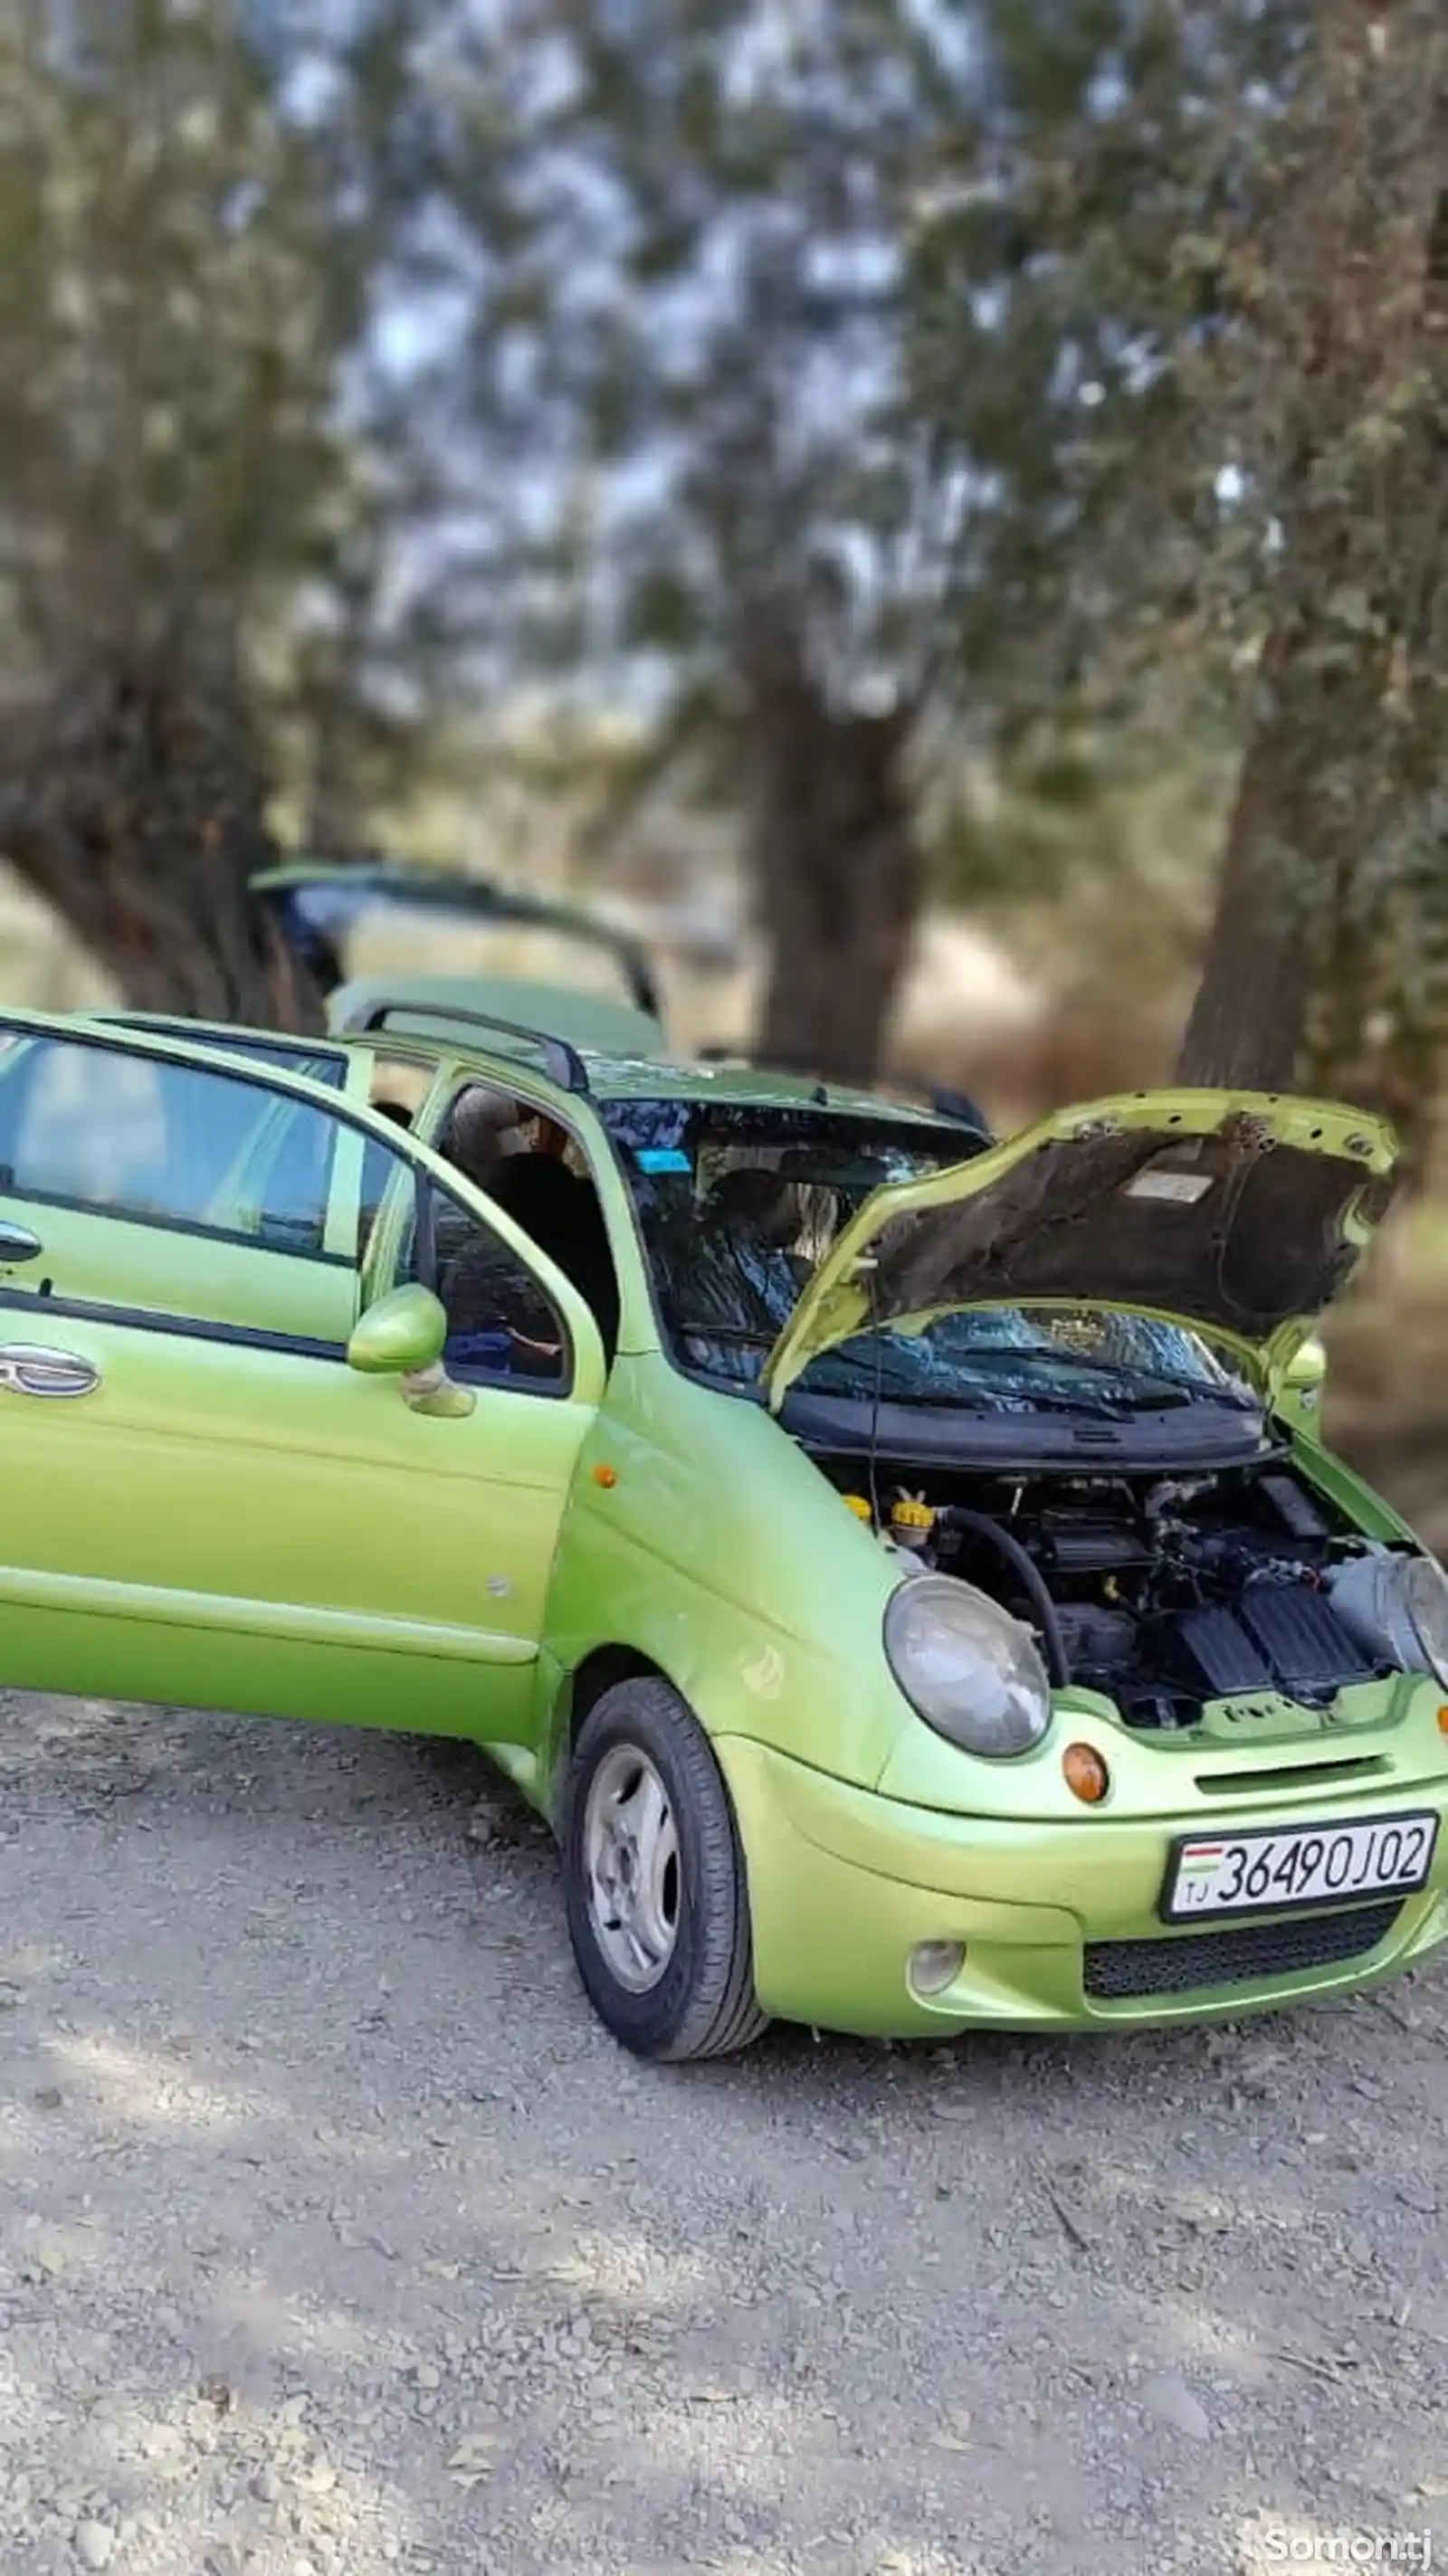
xmin=761 ymin=1089 xmax=1398 ymax=1411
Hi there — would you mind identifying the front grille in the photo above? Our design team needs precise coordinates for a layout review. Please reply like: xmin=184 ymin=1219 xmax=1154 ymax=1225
xmin=1083 ymin=1900 xmax=1402 ymax=2002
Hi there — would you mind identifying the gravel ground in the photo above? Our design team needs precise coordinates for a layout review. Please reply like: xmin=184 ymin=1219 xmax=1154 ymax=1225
xmin=0 ymin=1690 xmax=1444 ymax=2576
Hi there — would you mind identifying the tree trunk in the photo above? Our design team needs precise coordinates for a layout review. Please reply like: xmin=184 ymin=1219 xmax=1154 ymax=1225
xmin=1176 ymin=579 xmax=1405 ymax=1094
xmin=746 ymin=637 xmax=923 ymax=1086
xmin=1176 ymin=640 xmax=1319 ymax=1089
xmin=1178 ymin=5 xmax=1448 ymax=1097
xmin=0 ymin=639 xmax=322 ymax=1031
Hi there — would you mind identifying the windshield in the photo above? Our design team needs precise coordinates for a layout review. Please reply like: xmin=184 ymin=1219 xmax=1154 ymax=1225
xmin=602 ymin=1098 xmax=1257 ymax=1416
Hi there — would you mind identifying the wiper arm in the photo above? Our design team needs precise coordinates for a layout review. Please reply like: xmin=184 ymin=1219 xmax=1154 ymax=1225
xmin=961 ymin=1346 xmax=1255 ymax=1410
xmin=956 ymin=1384 xmax=1166 ymax=1420
xmin=677 ymin=1323 xmax=776 ymax=1345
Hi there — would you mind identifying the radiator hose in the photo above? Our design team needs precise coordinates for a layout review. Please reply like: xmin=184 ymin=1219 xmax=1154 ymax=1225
xmin=936 ymin=1507 xmax=1071 ymax=1689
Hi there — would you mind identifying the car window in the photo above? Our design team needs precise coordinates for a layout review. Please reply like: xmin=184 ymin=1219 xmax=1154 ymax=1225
xmin=0 ymin=1031 xmax=338 ymax=1255
xmin=391 ymin=1174 xmax=570 ymax=1392
xmin=94 ymin=1018 xmax=348 ymax=1088
xmin=367 ymin=1050 xmax=439 ymax=1127
xmin=357 ymin=1126 xmax=416 ymax=1268
xmin=440 ymin=1084 xmax=621 ymax=1351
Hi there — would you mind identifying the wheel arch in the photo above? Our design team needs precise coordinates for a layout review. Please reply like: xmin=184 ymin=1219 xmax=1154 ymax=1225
xmin=538 ymin=1642 xmax=675 ymax=1821
xmin=567 ymin=1643 xmax=672 ymax=1740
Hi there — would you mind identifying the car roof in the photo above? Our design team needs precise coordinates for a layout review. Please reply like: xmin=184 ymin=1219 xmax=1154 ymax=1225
xmin=349 ymin=1031 xmax=987 ymax=1138
xmin=322 ymin=980 xmax=987 ymax=1130
xmin=574 ymin=1053 xmax=948 ymax=1121
xmin=62 ymin=1003 xmax=986 ymax=1137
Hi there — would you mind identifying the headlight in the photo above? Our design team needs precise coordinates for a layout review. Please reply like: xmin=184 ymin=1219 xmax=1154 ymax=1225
xmin=1329 ymin=1549 xmax=1448 ymax=1687
xmin=884 ymin=1574 xmax=1051 ymax=1758
xmin=1403 ymin=1555 xmax=1448 ymax=1687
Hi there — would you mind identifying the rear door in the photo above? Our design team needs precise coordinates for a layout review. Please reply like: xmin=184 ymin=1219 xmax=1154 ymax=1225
xmin=0 ymin=1015 xmax=603 ymax=1755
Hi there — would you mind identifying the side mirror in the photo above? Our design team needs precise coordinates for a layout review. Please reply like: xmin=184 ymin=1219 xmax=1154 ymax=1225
xmin=347 ymin=1285 xmax=475 ymax=1419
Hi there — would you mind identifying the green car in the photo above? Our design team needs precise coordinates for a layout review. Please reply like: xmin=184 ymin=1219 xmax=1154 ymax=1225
xmin=251 ymin=860 xmax=666 ymax=1031
xmin=0 ymin=995 xmax=1444 ymax=2060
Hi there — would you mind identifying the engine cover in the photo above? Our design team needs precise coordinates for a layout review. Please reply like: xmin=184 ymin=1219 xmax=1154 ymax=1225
xmin=1162 ymin=1604 xmax=1272 ymax=1698
xmin=1237 ymin=1582 xmax=1379 ymax=1694
xmin=1161 ymin=1583 xmax=1378 ymax=1704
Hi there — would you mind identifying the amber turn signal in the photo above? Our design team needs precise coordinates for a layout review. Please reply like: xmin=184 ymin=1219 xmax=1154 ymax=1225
xmin=1062 ymin=1742 xmax=1110 ymax=1804
xmin=1438 ymin=1706 xmax=1448 ymax=1737
xmin=592 ymin=1462 xmax=619 ymax=1488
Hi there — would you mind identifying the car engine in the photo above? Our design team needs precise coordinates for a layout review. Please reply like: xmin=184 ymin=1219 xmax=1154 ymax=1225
xmin=823 ymin=1455 xmax=1403 ymax=1729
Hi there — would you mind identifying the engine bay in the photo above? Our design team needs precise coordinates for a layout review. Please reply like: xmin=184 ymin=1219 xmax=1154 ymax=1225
xmin=820 ymin=1450 xmax=1405 ymax=1730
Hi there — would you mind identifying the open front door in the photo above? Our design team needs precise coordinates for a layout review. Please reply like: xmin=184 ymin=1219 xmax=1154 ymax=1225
xmin=0 ymin=1013 xmax=604 ymax=1767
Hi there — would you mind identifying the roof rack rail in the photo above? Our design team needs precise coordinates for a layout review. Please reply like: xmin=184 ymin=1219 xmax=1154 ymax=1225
xmin=340 ymin=995 xmax=591 ymax=1094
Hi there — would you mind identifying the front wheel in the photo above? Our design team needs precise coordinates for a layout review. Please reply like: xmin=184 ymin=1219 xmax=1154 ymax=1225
xmin=562 ymin=1678 xmax=768 ymax=2061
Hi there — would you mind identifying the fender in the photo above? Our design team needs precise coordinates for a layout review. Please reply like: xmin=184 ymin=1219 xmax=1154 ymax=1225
xmin=530 ymin=1357 xmax=908 ymax=1818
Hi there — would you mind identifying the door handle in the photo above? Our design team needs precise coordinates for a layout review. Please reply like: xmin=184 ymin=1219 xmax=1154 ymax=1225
xmin=0 ymin=1221 xmax=43 ymax=1263
xmin=0 ymin=1345 xmax=100 ymax=1399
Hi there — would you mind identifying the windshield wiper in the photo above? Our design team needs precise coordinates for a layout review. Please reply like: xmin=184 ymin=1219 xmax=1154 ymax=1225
xmin=677 ymin=1323 xmax=776 ymax=1346
xmin=673 ymin=1321 xmax=1256 ymax=1420
xmin=958 ymin=1345 xmax=1257 ymax=1411
xmin=845 ymin=1383 xmax=1163 ymax=1418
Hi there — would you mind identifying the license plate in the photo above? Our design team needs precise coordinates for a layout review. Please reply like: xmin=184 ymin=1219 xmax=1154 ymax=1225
xmin=1163 ymin=1810 xmax=1438 ymax=1922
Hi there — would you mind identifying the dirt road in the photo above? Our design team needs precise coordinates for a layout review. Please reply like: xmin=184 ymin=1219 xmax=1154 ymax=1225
xmin=0 ymin=1689 xmax=1443 ymax=2576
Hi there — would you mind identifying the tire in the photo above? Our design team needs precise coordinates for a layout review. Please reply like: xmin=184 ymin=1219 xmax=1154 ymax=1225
xmin=562 ymin=1678 xmax=769 ymax=2061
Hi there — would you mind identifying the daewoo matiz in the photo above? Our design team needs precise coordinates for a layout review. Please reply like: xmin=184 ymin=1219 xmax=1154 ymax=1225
xmin=0 ymin=993 xmax=1443 ymax=2058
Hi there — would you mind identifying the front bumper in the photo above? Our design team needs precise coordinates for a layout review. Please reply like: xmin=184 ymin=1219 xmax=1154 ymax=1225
xmin=716 ymin=1735 xmax=1448 ymax=2039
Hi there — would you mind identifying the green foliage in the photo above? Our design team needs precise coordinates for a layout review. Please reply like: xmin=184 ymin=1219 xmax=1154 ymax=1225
xmin=4 ymin=0 xmax=1443 ymax=1095
xmin=411 ymin=9 xmax=1317 ymax=870
xmin=910 ymin=0 xmax=1448 ymax=1116
xmin=421 ymin=2 xmax=991 ymax=718
xmin=922 ymin=705 xmax=1230 ymax=952
xmin=0 ymin=0 xmax=437 ymax=838
xmin=0 ymin=8 xmax=329 ymax=624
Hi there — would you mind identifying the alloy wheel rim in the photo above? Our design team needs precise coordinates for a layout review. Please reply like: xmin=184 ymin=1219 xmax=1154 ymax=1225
xmin=582 ymin=1744 xmax=681 ymax=1992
